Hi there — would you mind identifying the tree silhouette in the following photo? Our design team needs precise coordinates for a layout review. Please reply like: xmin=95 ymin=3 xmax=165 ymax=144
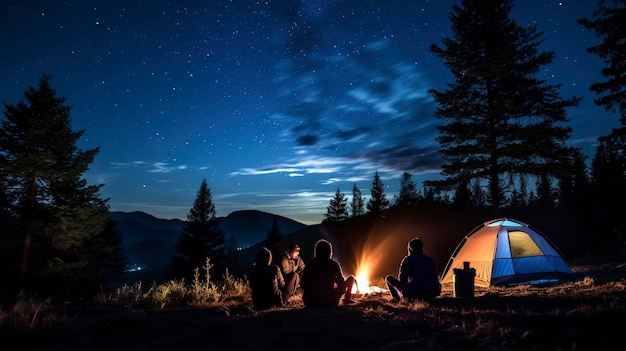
xmin=394 ymin=172 xmax=420 ymax=207
xmin=556 ymin=149 xmax=591 ymax=210
xmin=590 ymin=133 xmax=626 ymax=239
xmin=172 ymin=178 xmax=226 ymax=281
xmin=0 ymin=74 xmax=110 ymax=298
xmin=264 ymin=217 xmax=283 ymax=263
xmin=95 ymin=219 xmax=129 ymax=291
xmin=578 ymin=0 xmax=626 ymax=125
xmin=350 ymin=183 xmax=365 ymax=217
xmin=579 ymin=0 xmax=626 ymax=242
xmin=427 ymin=0 xmax=581 ymax=213
xmin=509 ymin=175 xmax=529 ymax=209
xmin=531 ymin=172 xmax=556 ymax=209
xmin=324 ymin=187 xmax=348 ymax=222
xmin=367 ymin=171 xmax=389 ymax=213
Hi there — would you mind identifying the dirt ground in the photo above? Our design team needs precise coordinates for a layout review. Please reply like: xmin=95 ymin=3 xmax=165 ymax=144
xmin=5 ymin=260 xmax=625 ymax=351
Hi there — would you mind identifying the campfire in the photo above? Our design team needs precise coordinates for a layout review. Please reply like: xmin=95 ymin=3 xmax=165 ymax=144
xmin=352 ymin=262 xmax=388 ymax=296
xmin=349 ymin=236 xmax=391 ymax=297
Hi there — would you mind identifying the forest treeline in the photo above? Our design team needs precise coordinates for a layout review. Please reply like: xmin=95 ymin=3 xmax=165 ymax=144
xmin=0 ymin=0 xmax=624 ymax=304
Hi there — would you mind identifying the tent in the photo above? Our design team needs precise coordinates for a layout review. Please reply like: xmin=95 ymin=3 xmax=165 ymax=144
xmin=440 ymin=218 xmax=573 ymax=287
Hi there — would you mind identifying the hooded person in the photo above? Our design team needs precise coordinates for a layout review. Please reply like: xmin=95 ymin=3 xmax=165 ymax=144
xmin=385 ymin=238 xmax=441 ymax=302
xmin=300 ymin=239 xmax=356 ymax=307
xmin=280 ymin=244 xmax=305 ymax=304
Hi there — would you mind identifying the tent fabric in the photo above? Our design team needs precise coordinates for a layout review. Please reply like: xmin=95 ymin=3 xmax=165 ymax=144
xmin=440 ymin=218 xmax=573 ymax=287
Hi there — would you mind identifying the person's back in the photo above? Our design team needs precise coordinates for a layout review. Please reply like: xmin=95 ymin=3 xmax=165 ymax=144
xmin=301 ymin=256 xmax=343 ymax=307
xmin=401 ymin=251 xmax=441 ymax=299
xmin=249 ymin=247 xmax=285 ymax=310
xmin=301 ymin=239 xmax=355 ymax=307
xmin=386 ymin=238 xmax=441 ymax=302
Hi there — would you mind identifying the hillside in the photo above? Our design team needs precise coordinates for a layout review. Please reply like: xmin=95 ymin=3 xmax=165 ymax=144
xmin=111 ymin=210 xmax=307 ymax=284
xmin=5 ymin=260 xmax=625 ymax=351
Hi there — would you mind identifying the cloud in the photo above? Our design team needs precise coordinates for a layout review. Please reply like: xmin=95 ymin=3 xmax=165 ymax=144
xmin=148 ymin=162 xmax=188 ymax=173
xmin=297 ymin=134 xmax=318 ymax=146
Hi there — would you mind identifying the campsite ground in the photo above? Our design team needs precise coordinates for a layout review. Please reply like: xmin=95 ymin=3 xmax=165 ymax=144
xmin=5 ymin=254 xmax=624 ymax=351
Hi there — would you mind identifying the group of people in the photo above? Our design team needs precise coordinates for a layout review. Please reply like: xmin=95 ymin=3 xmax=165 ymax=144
xmin=248 ymin=237 xmax=441 ymax=310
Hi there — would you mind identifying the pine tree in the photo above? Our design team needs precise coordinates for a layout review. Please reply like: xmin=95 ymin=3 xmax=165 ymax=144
xmin=427 ymin=0 xmax=581 ymax=213
xmin=367 ymin=171 xmax=390 ymax=213
xmin=350 ymin=183 xmax=365 ymax=217
xmin=452 ymin=177 xmax=472 ymax=209
xmin=264 ymin=217 xmax=283 ymax=263
xmin=556 ymin=149 xmax=591 ymax=209
xmin=0 ymin=74 xmax=110 ymax=298
xmin=509 ymin=175 xmax=529 ymax=208
xmin=590 ymin=133 xmax=626 ymax=237
xmin=578 ymin=0 xmax=626 ymax=125
xmin=172 ymin=178 xmax=226 ymax=281
xmin=394 ymin=172 xmax=420 ymax=207
xmin=532 ymin=172 xmax=556 ymax=209
xmin=224 ymin=233 xmax=241 ymax=276
xmin=95 ymin=219 xmax=129 ymax=291
xmin=579 ymin=0 xmax=626 ymax=241
xmin=324 ymin=187 xmax=348 ymax=222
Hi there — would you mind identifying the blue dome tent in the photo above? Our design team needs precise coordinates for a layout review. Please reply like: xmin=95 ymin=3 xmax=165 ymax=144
xmin=440 ymin=218 xmax=573 ymax=287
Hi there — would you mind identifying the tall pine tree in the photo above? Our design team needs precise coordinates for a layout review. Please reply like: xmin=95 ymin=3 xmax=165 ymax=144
xmin=394 ymin=172 xmax=420 ymax=207
xmin=578 ymin=0 xmax=626 ymax=125
xmin=367 ymin=171 xmax=389 ymax=213
xmin=427 ymin=0 xmax=581 ymax=213
xmin=264 ymin=217 xmax=283 ymax=263
xmin=0 ymin=74 xmax=110 ymax=299
xmin=324 ymin=187 xmax=348 ymax=222
xmin=580 ymin=0 xmax=626 ymax=242
xmin=350 ymin=183 xmax=365 ymax=217
xmin=172 ymin=178 xmax=226 ymax=281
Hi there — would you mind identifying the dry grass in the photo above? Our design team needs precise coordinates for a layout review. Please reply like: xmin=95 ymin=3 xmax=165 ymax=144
xmin=1 ymin=260 xmax=624 ymax=351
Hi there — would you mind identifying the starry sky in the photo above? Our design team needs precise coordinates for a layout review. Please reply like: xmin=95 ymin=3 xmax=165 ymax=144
xmin=1 ymin=1 xmax=621 ymax=224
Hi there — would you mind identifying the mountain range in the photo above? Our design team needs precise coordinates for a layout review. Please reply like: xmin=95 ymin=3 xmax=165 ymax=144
xmin=111 ymin=210 xmax=308 ymax=283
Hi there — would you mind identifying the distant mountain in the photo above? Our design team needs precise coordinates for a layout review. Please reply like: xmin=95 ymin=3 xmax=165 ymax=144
xmin=218 ymin=210 xmax=307 ymax=248
xmin=111 ymin=210 xmax=308 ymax=284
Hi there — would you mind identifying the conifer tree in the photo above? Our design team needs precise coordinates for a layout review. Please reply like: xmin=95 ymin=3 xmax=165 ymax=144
xmin=367 ymin=171 xmax=389 ymax=213
xmin=579 ymin=0 xmax=626 ymax=240
xmin=578 ymin=0 xmax=626 ymax=125
xmin=350 ymin=183 xmax=365 ymax=217
xmin=452 ymin=177 xmax=472 ymax=209
xmin=531 ymin=172 xmax=556 ymax=209
xmin=556 ymin=149 xmax=591 ymax=210
xmin=509 ymin=175 xmax=529 ymax=208
xmin=224 ymin=233 xmax=241 ymax=276
xmin=590 ymin=133 xmax=626 ymax=236
xmin=264 ymin=217 xmax=283 ymax=262
xmin=324 ymin=187 xmax=348 ymax=222
xmin=95 ymin=219 xmax=129 ymax=291
xmin=172 ymin=178 xmax=226 ymax=281
xmin=427 ymin=0 xmax=581 ymax=213
xmin=0 ymin=74 xmax=110 ymax=298
xmin=394 ymin=172 xmax=420 ymax=207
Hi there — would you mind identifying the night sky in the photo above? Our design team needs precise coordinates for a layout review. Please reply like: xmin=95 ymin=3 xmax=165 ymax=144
xmin=1 ymin=1 xmax=620 ymax=224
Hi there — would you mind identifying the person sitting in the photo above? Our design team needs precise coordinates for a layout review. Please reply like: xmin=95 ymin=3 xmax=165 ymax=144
xmin=301 ymin=239 xmax=356 ymax=307
xmin=280 ymin=244 xmax=305 ymax=304
xmin=248 ymin=247 xmax=285 ymax=310
xmin=386 ymin=238 xmax=441 ymax=302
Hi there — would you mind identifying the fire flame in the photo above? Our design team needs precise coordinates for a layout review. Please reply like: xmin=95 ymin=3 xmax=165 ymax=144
xmin=350 ymin=234 xmax=393 ymax=295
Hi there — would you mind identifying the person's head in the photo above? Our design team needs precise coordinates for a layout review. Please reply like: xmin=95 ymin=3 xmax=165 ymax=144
xmin=288 ymin=244 xmax=300 ymax=258
xmin=408 ymin=238 xmax=424 ymax=255
xmin=255 ymin=247 xmax=272 ymax=266
xmin=314 ymin=239 xmax=332 ymax=259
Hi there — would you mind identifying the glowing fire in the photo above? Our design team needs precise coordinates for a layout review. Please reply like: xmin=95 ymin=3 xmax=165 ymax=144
xmin=350 ymin=235 xmax=392 ymax=295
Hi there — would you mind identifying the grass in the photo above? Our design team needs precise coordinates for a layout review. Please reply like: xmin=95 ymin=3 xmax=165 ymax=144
xmin=1 ymin=259 xmax=624 ymax=350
